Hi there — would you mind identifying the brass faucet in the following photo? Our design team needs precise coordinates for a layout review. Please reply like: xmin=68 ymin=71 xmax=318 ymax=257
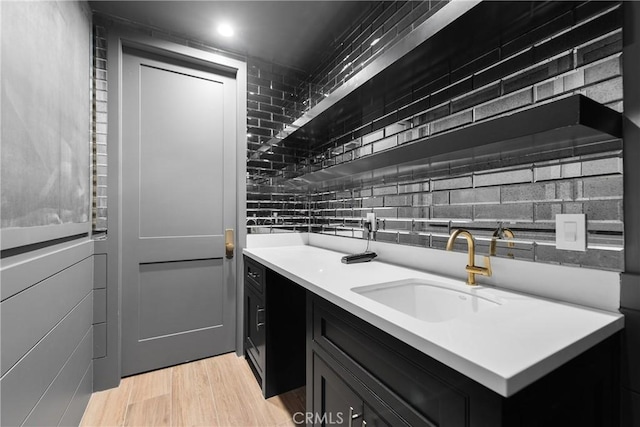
xmin=489 ymin=226 xmax=515 ymax=258
xmin=446 ymin=229 xmax=492 ymax=285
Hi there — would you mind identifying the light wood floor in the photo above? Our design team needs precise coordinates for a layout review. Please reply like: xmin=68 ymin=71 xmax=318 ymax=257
xmin=80 ymin=353 xmax=305 ymax=427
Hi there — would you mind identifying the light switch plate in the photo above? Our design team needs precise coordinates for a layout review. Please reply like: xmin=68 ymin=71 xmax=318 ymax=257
xmin=555 ymin=214 xmax=587 ymax=251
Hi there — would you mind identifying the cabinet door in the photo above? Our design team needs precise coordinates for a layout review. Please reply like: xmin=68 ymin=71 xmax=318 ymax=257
xmin=311 ymin=296 xmax=480 ymax=426
xmin=244 ymin=285 xmax=265 ymax=377
xmin=313 ymin=353 xmax=364 ymax=427
xmin=362 ymin=404 xmax=390 ymax=427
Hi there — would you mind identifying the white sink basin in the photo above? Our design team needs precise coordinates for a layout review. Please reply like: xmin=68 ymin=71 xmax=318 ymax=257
xmin=352 ymin=278 xmax=502 ymax=323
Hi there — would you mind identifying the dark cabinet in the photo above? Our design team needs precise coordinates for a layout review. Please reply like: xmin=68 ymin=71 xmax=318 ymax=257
xmin=244 ymin=257 xmax=619 ymax=426
xmin=243 ymin=256 xmax=306 ymax=398
xmin=308 ymin=293 xmax=620 ymax=427
xmin=313 ymin=352 xmax=395 ymax=427
xmin=308 ymin=295 xmax=475 ymax=427
xmin=314 ymin=353 xmax=363 ymax=427
xmin=244 ymin=282 xmax=265 ymax=380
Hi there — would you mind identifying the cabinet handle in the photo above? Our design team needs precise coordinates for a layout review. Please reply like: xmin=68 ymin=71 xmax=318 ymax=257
xmin=248 ymin=271 xmax=260 ymax=280
xmin=362 ymin=421 xmax=366 ymax=427
xmin=348 ymin=406 xmax=361 ymax=427
xmin=256 ymin=307 xmax=265 ymax=330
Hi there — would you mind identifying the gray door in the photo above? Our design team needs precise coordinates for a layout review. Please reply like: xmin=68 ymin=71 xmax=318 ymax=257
xmin=121 ymin=48 xmax=237 ymax=376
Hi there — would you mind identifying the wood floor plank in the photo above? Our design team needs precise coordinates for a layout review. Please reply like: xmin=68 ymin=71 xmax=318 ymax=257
xmin=203 ymin=353 xmax=264 ymax=427
xmin=81 ymin=353 xmax=306 ymax=427
xmin=128 ymin=367 xmax=172 ymax=405
xmin=266 ymin=387 xmax=306 ymax=426
xmin=80 ymin=377 xmax=133 ymax=426
xmin=235 ymin=357 xmax=288 ymax=426
xmin=124 ymin=395 xmax=171 ymax=427
xmin=171 ymin=359 xmax=219 ymax=426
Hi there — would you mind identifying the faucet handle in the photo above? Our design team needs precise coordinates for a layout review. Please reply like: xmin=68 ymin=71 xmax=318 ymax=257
xmin=490 ymin=226 xmax=515 ymax=257
xmin=466 ymin=256 xmax=492 ymax=279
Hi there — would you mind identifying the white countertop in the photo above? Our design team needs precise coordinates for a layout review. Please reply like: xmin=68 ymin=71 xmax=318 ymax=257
xmin=243 ymin=243 xmax=624 ymax=397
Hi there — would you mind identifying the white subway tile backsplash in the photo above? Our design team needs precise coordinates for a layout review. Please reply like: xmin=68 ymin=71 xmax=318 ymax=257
xmin=431 ymin=110 xmax=473 ymax=134
xmin=372 ymin=135 xmax=398 ymax=153
xmin=372 ymin=185 xmax=397 ymax=196
xmin=248 ymin=4 xmax=624 ymax=272
xmin=534 ymin=165 xmax=561 ymax=181
xmin=473 ymin=203 xmax=534 ymax=221
xmin=562 ymin=162 xmax=583 ymax=178
xmin=501 ymin=183 xmax=555 ymax=203
xmin=412 ymin=193 xmax=432 ymax=206
xmin=474 ymin=169 xmax=533 ymax=187
xmin=585 ymin=76 xmax=623 ymax=104
xmin=582 ymin=176 xmax=623 ymax=199
xmin=584 ymin=54 xmax=622 ymax=84
xmin=534 ymin=202 xmax=563 ymax=221
xmin=582 ymin=157 xmax=623 ymax=176
xmin=432 ymin=191 xmax=450 ymax=206
xmin=385 ymin=122 xmax=409 ymax=136
xmin=556 ymin=182 xmax=574 ymax=201
xmin=432 ymin=176 xmax=473 ymax=191
xmin=563 ymin=69 xmax=585 ymax=91
xmin=474 ymin=88 xmax=533 ymax=121
xmin=363 ymin=129 xmax=384 ymax=144
xmin=357 ymin=144 xmax=373 ymax=158
xmin=432 ymin=205 xmax=473 ymax=220
xmin=398 ymin=183 xmax=423 ymax=193
xmin=450 ymin=187 xmax=500 ymax=205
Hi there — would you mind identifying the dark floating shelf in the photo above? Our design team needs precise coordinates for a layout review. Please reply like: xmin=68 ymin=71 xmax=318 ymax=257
xmin=295 ymin=95 xmax=622 ymax=186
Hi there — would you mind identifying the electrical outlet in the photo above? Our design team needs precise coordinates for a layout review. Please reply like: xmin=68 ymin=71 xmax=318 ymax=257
xmin=366 ymin=212 xmax=376 ymax=231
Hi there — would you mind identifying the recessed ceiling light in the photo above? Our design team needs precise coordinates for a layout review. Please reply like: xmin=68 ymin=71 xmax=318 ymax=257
xmin=217 ymin=22 xmax=234 ymax=38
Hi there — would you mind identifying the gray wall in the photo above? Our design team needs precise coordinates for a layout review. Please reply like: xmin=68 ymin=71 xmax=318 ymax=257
xmin=0 ymin=1 xmax=95 ymax=425
xmin=1 ymin=241 xmax=95 ymax=426
xmin=0 ymin=0 xmax=91 ymax=231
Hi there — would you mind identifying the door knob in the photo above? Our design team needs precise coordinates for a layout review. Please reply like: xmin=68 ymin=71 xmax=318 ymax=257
xmin=225 ymin=229 xmax=234 ymax=259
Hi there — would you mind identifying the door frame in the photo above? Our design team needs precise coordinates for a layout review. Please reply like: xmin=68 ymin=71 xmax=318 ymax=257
xmin=97 ymin=22 xmax=247 ymax=390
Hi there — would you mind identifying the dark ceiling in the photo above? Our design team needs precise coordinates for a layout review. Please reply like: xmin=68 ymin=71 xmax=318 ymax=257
xmin=89 ymin=1 xmax=374 ymax=73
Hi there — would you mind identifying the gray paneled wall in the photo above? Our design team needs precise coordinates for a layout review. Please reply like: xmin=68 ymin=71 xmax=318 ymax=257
xmin=0 ymin=240 xmax=94 ymax=427
xmin=93 ymin=254 xmax=107 ymax=359
xmin=0 ymin=1 xmax=95 ymax=423
xmin=91 ymin=238 xmax=117 ymax=391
